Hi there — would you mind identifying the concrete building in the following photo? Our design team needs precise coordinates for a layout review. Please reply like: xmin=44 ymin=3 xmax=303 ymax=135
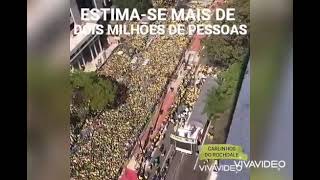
xmin=214 ymin=62 xmax=250 ymax=180
xmin=69 ymin=0 xmax=113 ymax=72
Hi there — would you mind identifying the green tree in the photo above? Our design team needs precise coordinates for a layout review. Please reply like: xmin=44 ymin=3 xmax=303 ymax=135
xmin=229 ymin=0 xmax=249 ymax=26
xmin=202 ymin=35 xmax=246 ymax=68
xmin=205 ymin=62 xmax=244 ymax=117
xmin=70 ymin=71 xmax=117 ymax=113
xmin=201 ymin=0 xmax=249 ymax=68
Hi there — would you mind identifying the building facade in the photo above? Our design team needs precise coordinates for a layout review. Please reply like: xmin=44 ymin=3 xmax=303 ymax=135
xmin=70 ymin=0 xmax=112 ymax=72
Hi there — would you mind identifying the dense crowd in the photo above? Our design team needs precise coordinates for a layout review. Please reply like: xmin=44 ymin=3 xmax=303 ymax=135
xmin=130 ymin=64 xmax=219 ymax=180
xmin=169 ymin=65 xmax=217 ymax=117
xmin=70 ymin=33 xmax=189 ymax=179
xmin=145 ymin=65 xmax=219 ymax=179
xmin=134 ymin=121 xmax=169 ymax=180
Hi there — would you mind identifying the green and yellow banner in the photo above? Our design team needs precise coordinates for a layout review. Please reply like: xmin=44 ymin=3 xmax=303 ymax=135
xmin=199 ymin=144 xmax=248 ymax=161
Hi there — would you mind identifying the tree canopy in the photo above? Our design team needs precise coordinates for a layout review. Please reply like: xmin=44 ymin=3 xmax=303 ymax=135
xmin=70 ymin=71 xmax=117 ymax=112
xmin=202 ymin=35 xmax=247 ymax=68
xmin=201 ymin=0 xmax=249 ymax=68
xmin=205 ymin=62 xmax=244 ymax=117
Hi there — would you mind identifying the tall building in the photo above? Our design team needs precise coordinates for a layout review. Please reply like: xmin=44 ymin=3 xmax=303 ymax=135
xmin=70 ymin=0 xmax=112 ymax=72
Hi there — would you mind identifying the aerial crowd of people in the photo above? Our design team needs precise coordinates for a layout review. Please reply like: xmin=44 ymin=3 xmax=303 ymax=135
xmin=133 ymin=63 xmax=217 ymax=180
xmin=70 ymin=33 xmax=190 ymax=179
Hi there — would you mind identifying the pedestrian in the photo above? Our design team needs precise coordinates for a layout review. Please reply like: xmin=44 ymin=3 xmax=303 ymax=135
xmin=165 ymin=158 xmax=170 ymax=166
xmin=138 ymin=174 xmax=143 ymax=180
xmin=159 ymin=144 xmax=164 ymax=152
xmin=149 ymin=162 xmax=153 ymax=170
xmin=160 ymin=123 xmax=164 ymax=130
xmin=154 ymin=156 xmax=160 ymax=166
xmin=150 ymin=127 xmax=154 ymax=135
xmin=144 ymin=173 xmax=148 ymax=180
xmin=161 ymin=149 xmax=166 ymax=157
xmin=163 ymin=165 xmax=168 ymax=173
xmin=151 ymin=148 xmax=156 ymax=158
xmin=156 ymin=166 xmax=161 ymax=175
xmin=152 ymin=175 xmax=157 ymax=180
xmin=169 ymin=118 xmax=174 ymax=124
xmin=172 ymin=149 xmax=177 ymax=157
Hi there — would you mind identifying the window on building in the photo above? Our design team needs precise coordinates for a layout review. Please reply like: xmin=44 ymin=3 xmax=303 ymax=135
xmin=70 ymin=23 xmax=74 ymax=31
xmin=70 ymin=11 xmax=74 ymax=31
xmin=82 ymin=47 xmax=93 ymax=63
xmin=94 ymin=39 xmax=102 ymax=54
xmin=90 ymin=44 xmax=98 ymax=59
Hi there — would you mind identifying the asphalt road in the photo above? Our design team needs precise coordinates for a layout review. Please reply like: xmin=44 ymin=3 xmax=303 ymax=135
xmin=165 ymin=151 xmax=208 ymax=180
xmin=147 ymin=120 xmax=207 ymax=180
xmin=164 ymin=78 xmax=218 ymax=180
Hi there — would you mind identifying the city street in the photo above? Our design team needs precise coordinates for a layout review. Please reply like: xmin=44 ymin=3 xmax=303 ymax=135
xmin=147 ymin=78 xmax=218 ymax=180
xmin=165 ymin=151 xmax=208 ymax=180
